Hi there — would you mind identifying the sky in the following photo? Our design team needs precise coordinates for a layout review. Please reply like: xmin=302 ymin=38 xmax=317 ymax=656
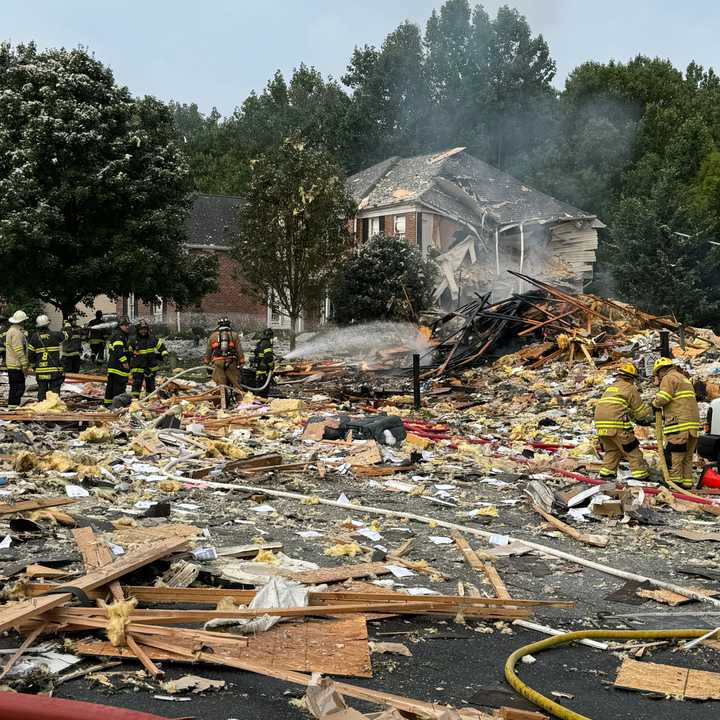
xmin=1 ymin=1 xmax=718 ymax=116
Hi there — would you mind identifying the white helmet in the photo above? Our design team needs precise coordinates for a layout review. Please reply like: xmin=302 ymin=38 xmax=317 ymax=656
xmin=36 ymin=314 xmax=50 ymax=328
xmin=9 ymin=310 xmax=28 ymax=324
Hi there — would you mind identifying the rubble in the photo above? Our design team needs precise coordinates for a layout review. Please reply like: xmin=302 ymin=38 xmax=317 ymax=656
xmin=2 ymin=279 xmax=720 ymax=718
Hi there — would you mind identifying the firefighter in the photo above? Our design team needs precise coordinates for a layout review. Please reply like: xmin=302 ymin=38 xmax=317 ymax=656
xmin=652 ymin=357 xmax=701 ymax=489
xmin=61 ymin=318 xmax=83 ymax=374
xmin=252 ymin=328 xmax=275 ymax=398
xmin=5 ymin=310 xmax=30 ymax=408
xmin=593 ymin=362 xmax=653 ymax=481
xmin=205 ymin=317 xmax=244 ymax=404
xmin=27 ymin=315 xmax=66 ymax=401
xmin=104 ymin=316 xmax=131 ymax=406
xmin=87 ymin=310 xmax=107 ymax=363
xmin=129 ymin=319 xmax=169 ymax=398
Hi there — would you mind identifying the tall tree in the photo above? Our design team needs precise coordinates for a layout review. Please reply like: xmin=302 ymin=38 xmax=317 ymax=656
xmin=486 ymin=5 xmax=556 ymax=168
xmin=171 ymin=102 xmax=245 ymax=194
xmin=0 ymin=43 xmax=217 ymax=318
xmin=343 ymin=22 xmax=430 ymax=168
xmin=231 ymin=135 xmax=356 ymax=346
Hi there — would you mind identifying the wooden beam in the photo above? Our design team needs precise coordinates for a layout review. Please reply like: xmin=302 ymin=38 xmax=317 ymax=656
xmin=0 ymin=538 xmax=186 ymax=633
xmin=0 ymin=497 xmax=76 ymax=516
xmin=46 ymin=601 xmax=532 ymax=624
xmin=23 ymin=583 xmax=573 ymax=609
xmin=533 ymin=504 xmax=608 ymax=548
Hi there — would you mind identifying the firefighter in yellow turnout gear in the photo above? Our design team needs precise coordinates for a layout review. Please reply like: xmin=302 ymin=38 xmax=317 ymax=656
xmin=652 ymin=357 xmax=700 ymax=490
xmin=594 ymin=363 xmax=653 ymax=480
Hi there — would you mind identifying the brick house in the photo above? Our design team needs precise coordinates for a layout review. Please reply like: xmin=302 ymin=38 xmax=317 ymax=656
xmin=118 ymin=194 xmax=323 ymax=333
xmin=346 ymin=147 xmax=604 ymax=307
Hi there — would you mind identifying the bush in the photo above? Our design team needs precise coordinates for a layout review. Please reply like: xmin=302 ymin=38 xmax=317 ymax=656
xmin=330 ymin=234 xmax=437 ymax=324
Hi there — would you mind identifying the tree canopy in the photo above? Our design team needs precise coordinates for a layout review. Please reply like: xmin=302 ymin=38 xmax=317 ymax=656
xmin=0 ymin=43 xmax=217 ymax=318
xmin=231 ymin=135 xmax=356 ymax=346
xmin=330 ymin=234 xmax=438 ymax=325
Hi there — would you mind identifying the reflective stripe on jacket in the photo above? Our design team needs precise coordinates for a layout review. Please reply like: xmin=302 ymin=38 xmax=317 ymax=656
xmin=28 ymin=330 xmax=66 ymax=378
xmin=5 ymin=325 xmax=29 ymax=369
xmin=253 ymin=338 xmax=274 ymax=375
xmin=129 ymin=333 xmax=168 ymax=374
xmin=107 ymin=329 xmax=130 ymax=378
xmin=594 ymin=377 xmax=651 ymax=436
xmin=653 ymin=368 xmax=700 ymax=436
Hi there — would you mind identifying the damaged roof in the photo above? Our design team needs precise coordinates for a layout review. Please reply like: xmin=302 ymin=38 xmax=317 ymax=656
xmin=186 ymin=193 xmax=245 ymax=248
xmin=347 ymin=147 xmax=598 ymax=227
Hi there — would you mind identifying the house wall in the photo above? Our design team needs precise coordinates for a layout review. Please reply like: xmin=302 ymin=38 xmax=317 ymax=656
xmin=115 ymin=249 xmax=328 ymax=334
xmin=355 ymin=210 xmax=419 ymax=245
xmin=42 ymin=296 xmax=116 ymax=329
xmin=116 ymin=250 xmax=268 ymax=333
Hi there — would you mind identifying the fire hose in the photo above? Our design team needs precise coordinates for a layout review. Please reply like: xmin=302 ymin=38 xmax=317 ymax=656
xmin=505 ymin=627 xmax=711 ymax=720
xmin=137 ymin=365 xmax=274 ymax=406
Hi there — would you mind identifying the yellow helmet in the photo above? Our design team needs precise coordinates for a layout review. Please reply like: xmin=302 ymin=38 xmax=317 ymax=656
xmin=617 ymin=362 xmax=638 ymax=378
xmin=653 ymin=357 xmax=674 ymax=375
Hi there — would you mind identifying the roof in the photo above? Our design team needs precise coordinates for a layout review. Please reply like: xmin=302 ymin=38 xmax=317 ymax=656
xmin=347 ymin=148 xmax=598 ymax=228
xmin=186 ymin=193 xmax=244 ymax=248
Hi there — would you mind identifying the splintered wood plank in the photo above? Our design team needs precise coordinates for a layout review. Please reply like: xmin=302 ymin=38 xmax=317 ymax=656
xmin=614 ymin=658 xmax=688 ymax=697
xmin=481 ymin=562 xmax=511 ymax=600
xmin=242 ymin=616 xmax=371 ymax=677
xmin=0 ymin=537 xmax=185 ymax=633
xmin=685 ymin=668 xmax=720 ymax=700
xmin=290 ymin=562 xmax=390 ymax=585
xmin=0 ymin=497 xmax=76 ymax=515
xmin=75 ymin=616 xmax=371 ymax=677
xmin=21 ymin=583 xmax=572 ymax=608
xmin=73 ymin=527 xmax=125 ymax=603
xmin=110 ymin=523 xmax=201 ymax=548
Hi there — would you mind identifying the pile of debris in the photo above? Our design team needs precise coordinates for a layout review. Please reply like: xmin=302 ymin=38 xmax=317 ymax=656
xmin=1 ymin=283 xmax=720 ymax=719
xmin=429 ymin=271 xmax=720 ymax=375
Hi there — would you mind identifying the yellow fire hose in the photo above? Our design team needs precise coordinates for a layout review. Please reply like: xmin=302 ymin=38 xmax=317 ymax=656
xmin=505 ymin=628 xmax=710 ymax=720
xmin=654 ymin=410 xmax=706 ymax=501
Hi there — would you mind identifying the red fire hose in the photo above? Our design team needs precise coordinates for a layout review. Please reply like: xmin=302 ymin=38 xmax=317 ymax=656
xmin=0 ymin=693 xmax=169 ymax=720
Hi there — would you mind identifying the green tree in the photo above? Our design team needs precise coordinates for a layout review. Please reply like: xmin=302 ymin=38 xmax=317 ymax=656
xmin=171 ymin=102 xmax=245 ymax=194
xmin=231 ymin=135 xmax=356 ymax=347
xmin=232 ymin=65 xmax=353 ymax=168
xmin=423 ymin=2 xmax=556 ymax=166
xmin=0 ymin=43 xmax=217 ymax=319
xmin=330 ymin=234 xmax=438 ymax=325
xmin=344 ymin=22 xmax=430 ymax=168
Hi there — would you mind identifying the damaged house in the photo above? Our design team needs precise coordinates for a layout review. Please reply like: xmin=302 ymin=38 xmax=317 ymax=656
xmin=347 ymin=147 xmax=604 ymax=307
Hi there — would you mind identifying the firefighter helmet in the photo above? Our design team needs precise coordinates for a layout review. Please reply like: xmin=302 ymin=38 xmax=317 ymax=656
xmin=263 ymin=327 xmax=274 ymax=339
xmin=9 ymin=310 xmax=28 ymax=324
xmin=617 ymin=362 xmax=638 ymax=379
xmin=136 ymin=319 xmax=149 ymax=330
xmin=217 ymin=316 xmax=231 ymax=329
xmin=36 ymin=314 xmax=50 ymax=328
xmin=118 ymin=316 xmax=130 ymax=327
xmin=653 ymin=357 xmax=674 ymax=375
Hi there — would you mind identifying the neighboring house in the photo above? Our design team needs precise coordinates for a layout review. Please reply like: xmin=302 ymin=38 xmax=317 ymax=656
xmin=117 ymin=194 xmax=318 ymax=333
xmin=346 ymin=147 xmax=604 ymax=307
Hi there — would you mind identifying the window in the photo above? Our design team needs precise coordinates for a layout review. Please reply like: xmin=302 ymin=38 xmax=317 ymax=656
xmin=394 ymin=215 xmax=406 ymax=239
xmin=369 ymin=217 xmax=380 ymax=237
